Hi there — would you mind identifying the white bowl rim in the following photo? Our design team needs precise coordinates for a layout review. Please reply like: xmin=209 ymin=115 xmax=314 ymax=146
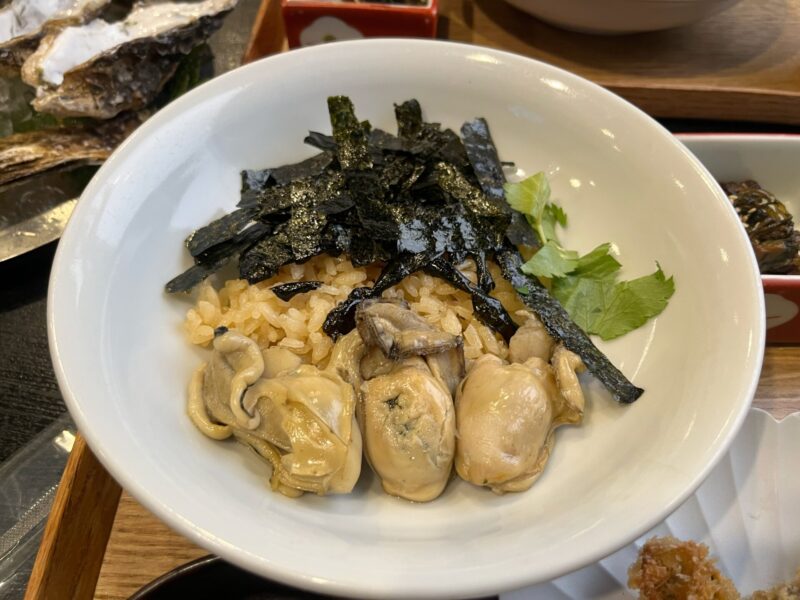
xmin=47 ymin=38 xmax=766 ymax=598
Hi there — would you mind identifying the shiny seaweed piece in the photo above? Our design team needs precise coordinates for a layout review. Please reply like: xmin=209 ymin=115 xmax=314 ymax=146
xmin=395 ymin=99 xmax=423 ymax=139
xmin=185 ymin=206 xmax=258 ymax=258
xmin=240 ymin=152 xmax=334 ymax=203
xmin=424 ymin=258 xmax=515 ymax=339
xmin=495 ymin=245 xmax=644 ymax=403
xmin=166 ymin=221 xmax=270 ymax=293
xmin=271 ymin=280 xmax=323 ymax=301
xmin=328 ymin=95 xmax=372 ymax=171
xmin=305 ymin=129 xmax=403 ymax=156
xmin=323 ymin=252 xmax=431 ymax=338
xmin=461 ymin=118 xmax=537 ymax=248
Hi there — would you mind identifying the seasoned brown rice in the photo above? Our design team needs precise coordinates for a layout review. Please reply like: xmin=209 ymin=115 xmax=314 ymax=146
xmin=184 ymin=255 xmax=530 ymax=365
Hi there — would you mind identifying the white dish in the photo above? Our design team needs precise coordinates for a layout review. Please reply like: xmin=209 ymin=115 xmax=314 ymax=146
xmin=504 ymin=408 xmax=800 ymax=598
xmin=48 ymin=39 xmax=764 ymax=598
xmin=504 ymin=0 xmax=743 ymax=34
xmin=679 ymin=134 xmax=800 ymax=343
xmin=679 ymin=135 xmax=800 ymax=216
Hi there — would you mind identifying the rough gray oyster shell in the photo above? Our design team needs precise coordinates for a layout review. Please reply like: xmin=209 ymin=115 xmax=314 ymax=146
xmin=0 ymin=0 xmax=111 ymax=72
xmin=21 ymin=0 xmax=237 ymax=119
xmin=0 ymin=113 xmax=142 ymax=185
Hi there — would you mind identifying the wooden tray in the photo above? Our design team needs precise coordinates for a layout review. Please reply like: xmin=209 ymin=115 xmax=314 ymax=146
xmin=244 ymin=0 xmax=800 ymax=125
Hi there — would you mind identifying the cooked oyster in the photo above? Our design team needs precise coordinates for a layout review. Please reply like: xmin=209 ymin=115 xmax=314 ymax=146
xmin=356 ymin=298 xmax=464 ymax=395
xmin=190 ymin=330 xmax=362 ymax=497
xmin=360 ymin=358 xmax=456 ymax=502
xmin=508 ymin=311 xmax=554 ymax=364
xmin=21 ymin=0 xmax=237 ymax=119
xmin=356 ymin=298 xmax=461 ymax=360
xmin=0 ymin=113 xmax=140 ymax=186
xmin=0 ymin=0 xmax=111 ymax=71
xmin=354 ymin=300 xmax=460 ymax=502
xmin=454 ymin=346 xmax=584 ymax=494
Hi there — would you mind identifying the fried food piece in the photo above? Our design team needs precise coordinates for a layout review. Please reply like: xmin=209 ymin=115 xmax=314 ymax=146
xmin=750 ymin=570 xmax=800 ymax=600
xmin=628 ymin=536 xmax=739 ymax=600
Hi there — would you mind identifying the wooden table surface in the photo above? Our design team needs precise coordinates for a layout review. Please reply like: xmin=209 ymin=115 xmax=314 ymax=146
xmin=439 ymin=0 xmax=800 ymax=124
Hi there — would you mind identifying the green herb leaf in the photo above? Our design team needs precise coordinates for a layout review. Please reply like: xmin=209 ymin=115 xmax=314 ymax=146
xmin=538 ymin=204 xmax=564 ymax=243
xmin=504 ymin=174 xmax=674 ymax=341
xmin=549 ymin=203 xmax=568 ymax=227
xmin=521 ymin=240 xmax=579 ymax=278
xmin=553 ymin=265 xmax=675 ymax=340
xmin=572 ymin=243 xmax=621 ymax=280
xmin=504 ymin=172 xmax=550 ymax=219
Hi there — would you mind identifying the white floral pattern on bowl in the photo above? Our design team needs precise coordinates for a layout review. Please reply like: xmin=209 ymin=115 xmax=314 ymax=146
xmin=299 ymin=16 xmax=364 ymax=46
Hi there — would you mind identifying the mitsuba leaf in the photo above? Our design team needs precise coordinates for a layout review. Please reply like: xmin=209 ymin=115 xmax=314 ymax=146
xmin=553 ymin=265 xmax=675 ymax=340
xmin=504 ymin=171 xmax=550 ymax=225
xmin=521 ymin=241 xmax=578 ymax=278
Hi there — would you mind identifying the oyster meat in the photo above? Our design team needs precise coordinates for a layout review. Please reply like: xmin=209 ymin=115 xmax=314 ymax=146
xmin=190 ymin=329 xmax=362 ymax=498
xmin=0 ymin=0 xmax=110 ymax=71
xmin=355 ymin=300 xmax=461 ymax=502
xmin=454 ymin=344 xmax=585 ymax=494
xmin=21 ymin=0 xmax=237 ymax=119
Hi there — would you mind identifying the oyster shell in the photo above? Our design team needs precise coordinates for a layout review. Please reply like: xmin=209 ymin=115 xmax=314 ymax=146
xmin=0 ymin=0 xmax=111 ymax=71
xmin=0 ymin=112 xmax=142 ymax=186
xmin=21 ymin=0 xmax=237 ymax=119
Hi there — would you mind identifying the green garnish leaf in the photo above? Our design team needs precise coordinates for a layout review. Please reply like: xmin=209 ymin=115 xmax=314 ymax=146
xmin=549 ymin=203 xmax=568 ymax=227
xmin=537 ymin=204 xmax=563 ymax=243
xmin=505 ymin=172 xmax=675 ymax=340
xmin=504 ymin=173 xmax=568 ymax=247
xmin=504 ymin=171 xmax=550 ymax=219
xmin=553 ymin=265 xmax=675 ymax=340
xmin=572 ymin=243 xmax=621 ymax=280
xmin=521 ymin=240 xmax=579 ymax=278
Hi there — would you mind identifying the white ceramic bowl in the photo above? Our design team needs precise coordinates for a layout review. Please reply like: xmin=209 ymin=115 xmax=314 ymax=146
xmin=504 ymin=0 xmax=743 ymax=34
xmin=48 ymin=40 xmax=764 ymax=598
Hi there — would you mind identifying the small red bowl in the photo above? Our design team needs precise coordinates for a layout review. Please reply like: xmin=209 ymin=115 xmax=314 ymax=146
xmin=762 ymin=275 xmax=800 ymax=343
xmin=281 ymin=0 xmax=438 ymax=48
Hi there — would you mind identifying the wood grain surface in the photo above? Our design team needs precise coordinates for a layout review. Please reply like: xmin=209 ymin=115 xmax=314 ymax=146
xmin=25 ymin=435 xmax=122 ymax=600
xmin=439 ymin=0 xmax=800 ymax=123
xmin=93 ymin=494 xmax=207 ymax=600
xmin=753 ymin=345 xmax=800 ymax=419
xmin=246 ymin=0 xmax=800 ymax=124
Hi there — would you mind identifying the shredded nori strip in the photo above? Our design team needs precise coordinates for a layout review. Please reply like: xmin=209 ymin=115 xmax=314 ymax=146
xmin=323 ymin=252 xmax=431 ymax=337
xmin=166 ymin=221 xmax=270 ymax=293
xmin=271 ymin=281 xmax=323 ymax=301
xmin=461 ymin=118 xmax=538 ymax=248
xmin=185 ymin=207 xmax=258 ymax=258
xmin=329 ymin=96 xmax=372 ymax=171
xmin=495 ymin=246 xmax=644 ymax=403
xmin=167 ymin=95 xmax=644 ymax=403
